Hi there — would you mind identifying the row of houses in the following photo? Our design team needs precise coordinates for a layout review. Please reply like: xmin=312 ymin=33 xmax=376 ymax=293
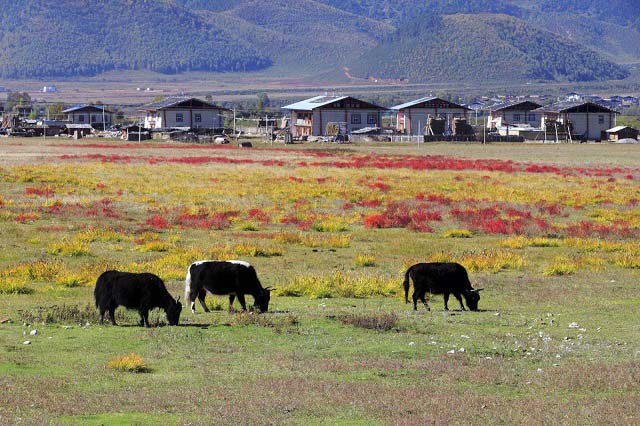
xmin=8 ymin=94 xmax=635 ymax=142
xmin=281 ymin=95 xmax=629 ymax=142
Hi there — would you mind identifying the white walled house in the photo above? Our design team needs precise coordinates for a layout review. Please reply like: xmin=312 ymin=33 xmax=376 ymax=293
xmin=391 ymin=97 xmax=470 ymax=135
xmin=487 ymin=100 xmax=542 ymax=131
xmin=536 ymin=101 xmax=617 ymax=141
xmin=63 ymin=104 xmax=112 ymax=129
xmin=139 ymin=97 xmax=229 ymax=130
xmin=282 ymin=95 xmax=387 ymax=137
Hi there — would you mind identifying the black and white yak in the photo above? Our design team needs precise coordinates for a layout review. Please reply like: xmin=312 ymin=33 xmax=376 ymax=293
xmin=403 ymin=262 xmax=483 ymax=311
xmin=94 ymin=270 xmax=182 ymax=327
xmin=185 ymin=260 xmax=272 ymax=313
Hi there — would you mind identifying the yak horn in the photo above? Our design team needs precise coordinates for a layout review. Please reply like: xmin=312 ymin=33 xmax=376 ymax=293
xmin=176 ymin=295 xmax=181 ymax=302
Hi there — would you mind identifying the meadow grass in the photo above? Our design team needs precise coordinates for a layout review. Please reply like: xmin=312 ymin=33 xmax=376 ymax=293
xmin=0 ymin=139 xmax=639 ymax=424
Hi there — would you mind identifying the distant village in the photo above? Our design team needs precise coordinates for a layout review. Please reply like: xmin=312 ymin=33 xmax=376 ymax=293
xmin=0 ymin=87 xmax=638 ymax=144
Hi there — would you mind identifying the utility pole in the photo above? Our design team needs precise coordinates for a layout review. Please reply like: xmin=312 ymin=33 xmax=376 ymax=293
xmin=483 ymin=110 xmax=486 ymax=145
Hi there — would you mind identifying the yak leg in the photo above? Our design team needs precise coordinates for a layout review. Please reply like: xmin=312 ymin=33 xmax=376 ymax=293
xmin=412 ymin=291 xmax=419 ymax=310
xmin=139 ymin=309 xmax=150 ymax=327
xmin=454 ymin=293 xmax=466 ymax=310
xmin=417 ymin=291 xmax=430 ymax=311
xmin=236 ymin=294 xmax=247 ymax=311
xmin=197 ymin=289 xmax=209 ymax=313
xmin=228 ymin=294 xmax=236 ymax=312
xmin=443 ymin=293 xmax=450 ymax=311
xmin=108 ymin=306 xmax=117 ymax=325
xmin=98 ymin=308 xmax=106 ymax=325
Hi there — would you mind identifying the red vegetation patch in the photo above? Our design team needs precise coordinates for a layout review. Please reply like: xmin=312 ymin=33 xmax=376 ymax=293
xmin=248 ymin=208 xmax=271 ymax=224
xmin=25 ymin=186 xmax=55 ymax=198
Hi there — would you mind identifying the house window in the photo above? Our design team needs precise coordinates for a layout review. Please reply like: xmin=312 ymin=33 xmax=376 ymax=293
xmin=598 ymin=115 xmax=604 ymax=124
xmin=91 ymin=115 xmax=96 ymax=123
xmin=176 ymin=113 xmax=184 ymax=123
xmin=367 ymin=113 xmax=377 ymax=125
xmin=195 ymin=113 xmax=202 ymax=123
xmin=351 ymin=114 xmax=361 ymax=124
xmin=513 ymin=113 xmax=521 ymax=122
xmin=529 ymin=114 xmax=536 ymax=122
xmin=78 ymin=114 xmax=84 ymax=123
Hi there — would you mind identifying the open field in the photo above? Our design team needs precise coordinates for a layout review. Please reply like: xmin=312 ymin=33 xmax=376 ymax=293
xmin=1 ymin=138 xmax=639 ymax=425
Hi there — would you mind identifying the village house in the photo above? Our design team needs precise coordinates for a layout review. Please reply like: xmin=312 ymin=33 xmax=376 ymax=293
xmin=391 ymin=97 xmax=470 ymax=135
xmin=63 ymin=104 xmax=112 ymax=129
xmin=138 ymin=97 xmax=229 ymax=130
xmin=487 ymin=100 xmax=542 ymax=133
xmin=535 ymin=101 xmax=617 ymax=141
xmin=605 ymin=126 xmax=638 ymax=142
xmin=281 ymin=95 xmax=387 ymax=137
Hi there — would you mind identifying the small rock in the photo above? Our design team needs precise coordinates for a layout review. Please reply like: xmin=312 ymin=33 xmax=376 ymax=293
xmin=568 ymin=322 xmax=579 ymax=328
xmin=537 ymin=368 xmax=543 ymax=373
xmin=408 ymin=341 xmax=415 ymax=346
xmin=0 ymin=317 xmax=10 ymax=324
xmin=29 ymin=329 xmax=38 ymax=336
xmin=62 ymin=325 xmax=72 ymax=330
xmin=458 ymin=347 xmax=466 ymax=353
xmin=447 ymin=349 xmax=456 ymax=354
xmin=23 ymin=341 xmax=31 ymax=345
xmin=461 ymin=334 xmax=470 ymax=339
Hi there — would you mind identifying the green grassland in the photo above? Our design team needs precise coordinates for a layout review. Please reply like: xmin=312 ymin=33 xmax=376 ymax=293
xmin=1 ymin=139 xmax=639 ymax=425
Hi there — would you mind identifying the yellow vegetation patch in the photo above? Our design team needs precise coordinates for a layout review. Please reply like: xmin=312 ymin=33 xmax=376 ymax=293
xmin=106 ymin=353 xmax=148 ymax=373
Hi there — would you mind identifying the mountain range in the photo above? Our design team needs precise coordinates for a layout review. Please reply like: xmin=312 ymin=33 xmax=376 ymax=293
xmin=0 ymin=0 xmax=637 ymax=83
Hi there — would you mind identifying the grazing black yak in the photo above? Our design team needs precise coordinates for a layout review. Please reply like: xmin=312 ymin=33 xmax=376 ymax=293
xmin=94 ymin=270 xmax=182 ymax=327
xmin=185 ymin=260 xmax=272 ymax=313
xmin=403 ymin=262 xmax=483 ymax=311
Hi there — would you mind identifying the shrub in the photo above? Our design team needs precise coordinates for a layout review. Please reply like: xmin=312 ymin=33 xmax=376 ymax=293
xmin=106 ymin=353 xmax=149 ymax=373
xmin=0 ymin=277 xmax=33 ymax=294
xmin=18 ymin=303 xmax=95 ymax=324
xmin=336 ymin=312 xmax=402 ymax=332
xmin=443 ymin=229 xmax=472 ymax=238
xmin=229 ymin=312 xmax=299 ymax=330
xmin=544 ymin=257 xmax=577 ymax=276
xmin=47 ymin=239 xmax=91 ymax=257
xmin=354 ymin=254 xmax=376 ymax=267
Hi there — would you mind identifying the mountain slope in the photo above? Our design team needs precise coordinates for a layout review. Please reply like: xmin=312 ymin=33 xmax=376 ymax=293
xmin=0 ymin=0 xmax=635 ymax=83
xmin=0 ymin=0 xmax=271 ymax=78
xmin=347 ymin=13 xmax=629 ymax=83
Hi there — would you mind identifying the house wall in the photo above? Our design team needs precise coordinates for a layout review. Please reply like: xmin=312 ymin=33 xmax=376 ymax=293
xmin=290 ymin=111 xmax=313 ymax=137
xmin=68 ymin=111 xmax=112 ymax=127
xmin=397 ymin=108 xmax=468 ymax=135
xmin=311 ymin=108 xmax=382 ymax=136
xmin=145 ymin=108 xmax=224 ymax=129
xmin=489 ymin=110 xmax=541 ymax=129
xmin=562 ymin=112 xmax=616 ymax=140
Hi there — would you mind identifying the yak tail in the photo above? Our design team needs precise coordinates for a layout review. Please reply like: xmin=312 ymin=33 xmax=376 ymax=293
xmin=403 ymin=267 xmax=412 ymax=304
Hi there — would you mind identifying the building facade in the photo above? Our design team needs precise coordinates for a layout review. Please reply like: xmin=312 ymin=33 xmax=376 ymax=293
xmin=63 ymin=105 xmax=112 ymax=129
xmin=139 ymin=97 xmax=229 ymax=130
xmin=536 ymin=101 xmax=617 ymax=141
xmin=391 ymin=97 xmax=470 ymax=135
xmin=487 ymin=100 xmax=542 ymax=131
xmin=282 ymin=95 xmax=387 ymax=137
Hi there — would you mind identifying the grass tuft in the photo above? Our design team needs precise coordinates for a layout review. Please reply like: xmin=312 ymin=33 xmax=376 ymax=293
xmin=106 ymin=353 xmax=149 ymax=373
xmin=335 ymin=312 xmax=403 ymax=332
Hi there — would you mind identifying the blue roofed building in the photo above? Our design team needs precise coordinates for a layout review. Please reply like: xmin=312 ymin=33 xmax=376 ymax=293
xmin=63 ymin=104 xmax=112 ymax=129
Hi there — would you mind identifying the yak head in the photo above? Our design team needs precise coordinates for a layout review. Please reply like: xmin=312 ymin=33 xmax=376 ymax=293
xmin=166 ymin=296 xmax=182 ymax=325
xmin=465 ymin=289 xmax=483 ymax=311
xmin=254 ymin=288 xmax=273 ymax=313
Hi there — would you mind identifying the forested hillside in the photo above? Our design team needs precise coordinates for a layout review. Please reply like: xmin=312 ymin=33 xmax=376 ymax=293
xmin=0 ymin=0 xmax=271 ymax=78
xmin=0 ymin=0 xmax=636 ymax=83
xmin=347 ymin=14 xmax=628 ymax=83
